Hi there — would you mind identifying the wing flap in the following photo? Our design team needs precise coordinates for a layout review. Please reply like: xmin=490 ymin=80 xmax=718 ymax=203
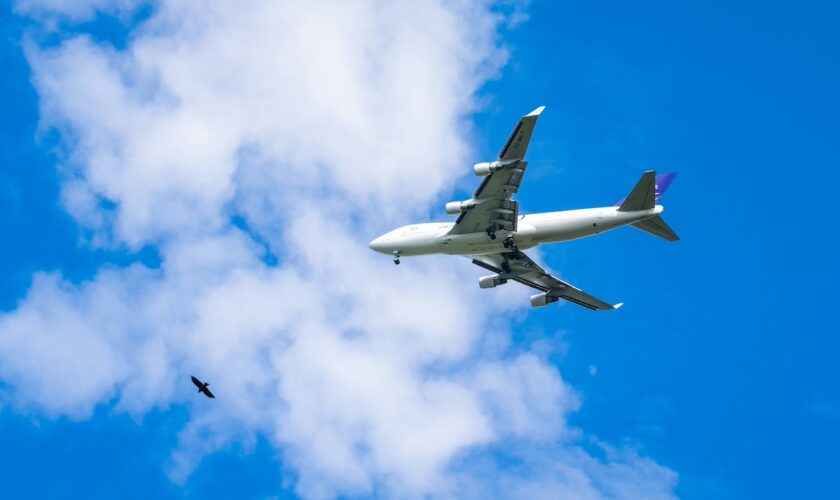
xmin=551 ymin=283 xmax=617 ymax=310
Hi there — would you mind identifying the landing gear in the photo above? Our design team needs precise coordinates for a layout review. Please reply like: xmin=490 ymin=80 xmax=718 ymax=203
xmin=503 ymin=236 xmax=517 ymax=250
xmin=501 ymin=255 xmax=512 ymax=274
xmin=486 ymin=227 xmax=497 ymax=240
xmin=393 ymin=251 xmax=401 ymax=265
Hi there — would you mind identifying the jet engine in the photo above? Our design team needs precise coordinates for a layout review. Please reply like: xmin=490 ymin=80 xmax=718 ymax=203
xmin=445 ymin=200 xmax=475 ymax=215
xmin=473 ymin=159 xmax=526 ymax=176
xmin=479 ymin=275 xmax=508 ymax=289
xmin=530 ymin=292 xmax=560 ymax=308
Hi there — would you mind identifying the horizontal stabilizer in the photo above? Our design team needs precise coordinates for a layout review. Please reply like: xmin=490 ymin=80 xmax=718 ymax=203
xmin=631 ymin=215 xmax=680 ymax=241
xmin=618 ymin=171 xmax=656 ymax=212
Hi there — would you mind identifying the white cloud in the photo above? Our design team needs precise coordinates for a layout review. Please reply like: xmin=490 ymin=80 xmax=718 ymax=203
xmin=2 ymin=0 xmax=677 ymax=497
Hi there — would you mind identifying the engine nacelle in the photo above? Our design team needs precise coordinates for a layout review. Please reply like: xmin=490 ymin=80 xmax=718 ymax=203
xmin=445 ymin=200 xmax=475 ymax=215
xmin=473 ymin=159 xmax=526 ymax=177
xmin=530 ymin=292 xmax=560 ymax=308
xmin=479 ymin=275 xmax=508 ymax=289
xmin=473 ymin=161 xmax=502 ymax=176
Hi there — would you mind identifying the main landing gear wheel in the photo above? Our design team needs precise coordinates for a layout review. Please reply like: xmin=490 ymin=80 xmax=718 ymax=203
xmin=503 ymin=236 xmax=516 ymax=249
xmin=486 ymin=227 xmax=497 ymax=240
xmin=501 ymin=257 xmax=512 ymax=274
xmin=393 ymin=251 xmax=401 ymax=265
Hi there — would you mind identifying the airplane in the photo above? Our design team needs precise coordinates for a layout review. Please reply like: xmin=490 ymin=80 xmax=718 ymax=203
xmin=368 ymin=106 xmax=679 ymax=311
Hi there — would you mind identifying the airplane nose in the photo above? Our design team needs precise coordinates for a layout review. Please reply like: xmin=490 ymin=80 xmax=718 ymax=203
xmin=369 ymin=236 xmax=385 ymax=253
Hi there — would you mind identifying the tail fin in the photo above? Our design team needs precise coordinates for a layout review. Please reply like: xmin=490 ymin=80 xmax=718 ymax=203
xmin=615 ymin=172 xmax=677 ymax=211
xmin=631 ymin=214 xmax=680 ymax=241
xmin=616 ymin=171 xmax=680 ymax=241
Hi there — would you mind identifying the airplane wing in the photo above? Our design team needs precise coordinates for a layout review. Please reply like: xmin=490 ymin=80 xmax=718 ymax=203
xmin=470 ymin=250 xmax=621 ymax=311
xmin=449 ymin=106 xmax=545 ymax=235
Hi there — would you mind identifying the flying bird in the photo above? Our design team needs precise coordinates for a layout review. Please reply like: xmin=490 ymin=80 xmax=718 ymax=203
xmin=191 ymin=375 xmax=215 ymax=398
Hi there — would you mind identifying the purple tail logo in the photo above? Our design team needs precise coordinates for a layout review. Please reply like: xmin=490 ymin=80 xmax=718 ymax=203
xmin=614 ymin=172 xmax=677 ymax=207
xmin=654 ymin=172 xmax=677 ymax=202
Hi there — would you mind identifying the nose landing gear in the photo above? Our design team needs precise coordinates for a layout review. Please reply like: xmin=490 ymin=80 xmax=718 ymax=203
xmin=393 ymin=251 xmax=401 ymax=265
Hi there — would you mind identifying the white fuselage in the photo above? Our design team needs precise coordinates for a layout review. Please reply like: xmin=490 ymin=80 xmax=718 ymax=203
xmin=369 ymin=205 xmax=665 ymax=257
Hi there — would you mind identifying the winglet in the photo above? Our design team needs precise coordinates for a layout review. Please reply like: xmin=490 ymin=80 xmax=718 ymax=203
xmin=526 ymin=105 xmax=546 ymax=117
xmin=613 ymin=302 xmax=624 ymax=309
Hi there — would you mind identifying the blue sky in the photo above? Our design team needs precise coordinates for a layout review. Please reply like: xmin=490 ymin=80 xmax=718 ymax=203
xmin=2 ymin=1 xmax=839 ymax=498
